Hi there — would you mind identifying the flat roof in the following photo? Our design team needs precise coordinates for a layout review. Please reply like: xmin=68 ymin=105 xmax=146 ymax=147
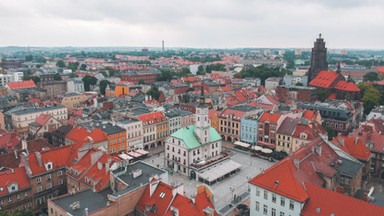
xmin=12 ymin=105 xmax=66 ymax=115
xmin=112 ymin=161 xmax=166 ymax=196
xmin=52 ymin=189 xmax=112 ymax=216
xmin=197 ymin=160 xmax=242 ymax=182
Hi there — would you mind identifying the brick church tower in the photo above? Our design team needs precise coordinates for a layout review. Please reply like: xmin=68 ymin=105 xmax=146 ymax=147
xmin=308 ymin=34 xmax=328 ymax=82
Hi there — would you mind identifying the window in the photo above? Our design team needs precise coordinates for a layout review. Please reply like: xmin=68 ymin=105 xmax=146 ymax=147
xmin=46 ymin=174 xmax=52 ymax=180
xmin=272 ymin=208 xmax=276 ymax=216
xmin=46 ymin=183 xmax=52 ymax=189
xmin=280 ymin=212 xmax=285 ymax=216
xmin=8 ymin=197 xmax=12 ymax=202
xmin=36 ymin=177 xmax=41 ymax=184
xmin=272 ymin=193 xmax=276 ymax=203
xmin=17 ymin=194 xmax=20 ymax=200
xmin=256 ymin=188 xmax=260 ymax=197
xmin=24 ymin=191 xmax=28 ymax=197
xmin=263 ymin=205 xmax=267 ymax=214
xmin=289 ymin=200 xmax=294 ymax=210
xmin=280 ymin=197 xmax=285 ymax=206
xmin=37 ymin=186 xmax=43 ymax=193
xmin=57 ymin=170 xmax=63 ymax=176
xmin=255 ymin=201 xmax=260 ymax=211
xmin=264 ymin=190 xmax=268 ymax=200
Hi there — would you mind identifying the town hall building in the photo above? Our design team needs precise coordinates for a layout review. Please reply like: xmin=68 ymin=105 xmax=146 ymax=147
xmin=165 ymin=84 xmax=241 ymax=184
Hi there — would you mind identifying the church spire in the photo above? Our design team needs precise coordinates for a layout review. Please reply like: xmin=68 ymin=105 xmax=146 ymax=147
xmin=336 ymin=62 xmax=341 ymax=73
xmin=198 ymin=81 xmax=206 ymax=106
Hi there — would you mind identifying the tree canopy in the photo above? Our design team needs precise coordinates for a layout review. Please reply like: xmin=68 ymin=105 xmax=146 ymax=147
xmin=82 ymin=75 xmax=98 ymax=91
xmin=358 ymin=83 xmax=381 ymax=114
xmin=234 ymin=65 xmax=292 ymax=85
xmin=363 ymin=72 xmax=379 ymax=82
xmin=99 ymin=80 xmax=111 ymax=95
xmin=23 ymin=75 xmax=41 ymax=84
xmin=147 ymin=86 xmax=160 ymax=100
xmin=80 ymin=63 xmax=87 ymax=71
xmin=56 ymin=60 xmax=66 ymax=68
xmin=54 ymin=73 xmax=62 ymax=81
xmin=205 ymin=63 xmax=226 ymax=73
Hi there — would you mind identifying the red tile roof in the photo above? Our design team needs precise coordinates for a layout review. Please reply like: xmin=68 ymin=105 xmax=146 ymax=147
xmin=136 ymin=181 xmax=175 ymax=216
xmin=350 ymin=124 xmax=384 ymax=153
xmin=258 ymin=112 xmax=282 ymax=124
xmin=219 ymin=108 xmax=247 ymax=120
xmin=302 ymin=110 xmax=316 ymax=121
xmin=6 ymin=80 xmax=36 ymax=90
xmin=0 ymin=167 xmax=31 ymax=197
xmin=34 ymin=113 xmax=52 ymax=126
xmin=138 ymin=112 xmax=167 ymax=124
xmin=66 ymin=127 xmax=107 ymax=144
xmin=309 ymin=71 xmax=341 ymax=88
xmin=249 ymin=158 xmax=309 ymax=202
xmin=248 ymin=101 xmax=275 ymax=111
xmin=225 ymin=96 xmax=241 ymax=106
xmin=302 ymin=182 xmax=384 ymax=216
xmin=0 ymin=130 xmax=21 ymax=150
xmin=334 ymin=80 xmax=360 ymax=92
xmin=27 ymin=145 xmax=78 ymax=175
xmin=332 ymin=136 xmax=371 ymax=161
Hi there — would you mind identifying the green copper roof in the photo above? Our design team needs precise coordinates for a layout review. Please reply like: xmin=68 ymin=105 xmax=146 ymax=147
xmin=170 ymin=125 xmax=222 ymax=150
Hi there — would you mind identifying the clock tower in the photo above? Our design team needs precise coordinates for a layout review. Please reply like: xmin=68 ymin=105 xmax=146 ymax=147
xmin=195 ymin=82 xmax=210 ymax=144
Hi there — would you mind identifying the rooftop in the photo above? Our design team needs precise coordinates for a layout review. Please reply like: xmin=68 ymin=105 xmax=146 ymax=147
xmin=12 ymin=105 xmax=66 ymax=116
xmin=170 ymin=125 xmax=222 ymax=150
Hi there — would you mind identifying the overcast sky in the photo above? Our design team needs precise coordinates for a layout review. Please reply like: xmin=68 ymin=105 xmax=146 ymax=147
xmin=0 ymin=0 xmax=383 ymax=49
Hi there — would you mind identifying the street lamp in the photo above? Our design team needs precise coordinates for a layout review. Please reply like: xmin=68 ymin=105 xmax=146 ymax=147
xmin=230 ymin=187 xmax=235 ymax=203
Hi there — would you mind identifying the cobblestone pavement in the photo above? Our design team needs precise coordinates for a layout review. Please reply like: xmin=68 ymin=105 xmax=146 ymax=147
xmin=143 ymin=146 xmax=274 ymax=214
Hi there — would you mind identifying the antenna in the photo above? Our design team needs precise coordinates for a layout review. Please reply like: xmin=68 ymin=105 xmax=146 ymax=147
xmin=162 ymin=40 xmax=165 ymax=52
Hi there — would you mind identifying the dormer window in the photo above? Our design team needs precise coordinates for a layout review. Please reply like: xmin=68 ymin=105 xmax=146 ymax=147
xmin=7 ymin=183 xmax=18 ymax=193
xmin=45 ymin=162 xmax=53 ymax=171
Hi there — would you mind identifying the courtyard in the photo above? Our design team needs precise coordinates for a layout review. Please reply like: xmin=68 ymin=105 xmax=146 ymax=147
xmin=142 ymin=147 xmax=274 ymax=213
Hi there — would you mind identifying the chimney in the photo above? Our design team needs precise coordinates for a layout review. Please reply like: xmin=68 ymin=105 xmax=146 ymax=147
xmin=293 ymin=159 xmax=300 ymax=170
xmin=35 ymin=152 xmax=42 ymax=167
xmin=355 ymin=137 xmax=359 ymax=145
xmin=105 ymin=158 xmax=112 ymax=174
xmin=14 ymin=150 xmax=18 ymax=159
xmin=97 ymin=161 xmax=103 ymax=170
xmin=145 ymin=95 xmax=148 ymax=101
xmin=91 ymin=151 xmax=103 ymax=165
xmin=315 ymin=145 xmax=322 ymax=156
xmin=21 ymin=152 xmax=32 ymax=177
xmin=84 ymin=208 xmax=88 ymax=216
xmin=22 ymin=139 xmax=28 ymax=150
xmin=149 ymin=178 xmax=160 ymax=197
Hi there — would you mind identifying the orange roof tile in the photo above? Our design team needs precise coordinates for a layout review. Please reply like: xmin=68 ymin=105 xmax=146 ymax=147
xmin=309 ymin=71 xmax=341 ymax=88
xmin=136 ymin=181 xmax=175 ymax=216
xmin=138 ymin=112 xmax=166 ymax=124
xmin=334 ymin=80 xmax=360 ymax=92
xmin=249 ymin=158 xmax=309 ymax=202
xmin=0 ymin=167 xmax=31 ymax=197
xmin=6 ymin=80 xmax=36 ymax=90
xmin=66 ymin=127 xmax=107 ymax=144
xmin=302 ymin=183 xmax=384 ymax=216
xmin=332 ymin=136 xmax=372 ymax=161
xmin=258 ymin=112 xmax=282 ymax=124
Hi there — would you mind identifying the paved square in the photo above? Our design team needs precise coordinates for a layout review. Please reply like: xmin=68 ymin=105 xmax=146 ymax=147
xmin=142 ymin=149 xmax=274 ymax=210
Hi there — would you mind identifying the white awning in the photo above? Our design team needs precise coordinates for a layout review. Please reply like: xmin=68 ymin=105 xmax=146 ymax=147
xmin=198 ymin=160 xmax=242 ymax=182
xmin=234 ymin=141 xmax=250 ymax=148
xmin=118 ymin=153 xmax=133 ymax=160
xmin=261 ymin=148 xmax=273 ymax=154
xmin=252 ymin=146 xmax=263 ymax=151
xmin=135 ymin=149 xmax=149 ymax=155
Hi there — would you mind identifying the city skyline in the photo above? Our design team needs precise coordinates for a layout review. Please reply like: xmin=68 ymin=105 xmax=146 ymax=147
xmin=0 ymin=0 xmax=384 ymax=49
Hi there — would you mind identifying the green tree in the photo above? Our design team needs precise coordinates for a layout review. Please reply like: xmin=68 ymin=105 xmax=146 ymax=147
xmin=234 ymin=65 xmax=292 ymax=85
xmin=358 ymin=83 xmax=381 ymax=114
xmin=82 ymin=75 xmax=98 ymax=91
xmin=363 ymin=72 xmax=379 ymax=82
xmin=99 ymin=80 xmax=111 ymax=95
xmin=69 ymin=73 xmax=78 ymax=78
xmin=326 ymin=127 xmax=337 ymax=141
xmin=159 ymin=69 xmax=175 ymax=81
xmin=54 ymin=73 xmax=62 ymax=81
xmin=316 ymin=89 xmax=328 ymax=102
xmin=138 ymin=79 xmax=145 ymax=85
xmin=80 ymin=63 xmax=87 ymax=71
xmin=0 ymin=210 xmax=33 ymax=216
xmin=179 ymin=67 xmax=192 ymax=77
xmin=25 ymin=55 xmax=33 ymax=61
xmin=23 ymin=75 xmax=41 ymax=84
xmin=56 ymin=60 xmax=66 ymax=68
xmin=197 ymin=65 xmax=205 ymax=75
xmin=67 ymin=62 xmax=79 ymax=72
xmin=147 ymin=86 xmax=160 ymax=100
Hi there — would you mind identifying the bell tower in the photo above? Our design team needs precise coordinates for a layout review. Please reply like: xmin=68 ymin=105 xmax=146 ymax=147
xmin=308 ymin=33 xmax=328 ymax=82
xmin=195 ymin=82 xmax=210 ymax=144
